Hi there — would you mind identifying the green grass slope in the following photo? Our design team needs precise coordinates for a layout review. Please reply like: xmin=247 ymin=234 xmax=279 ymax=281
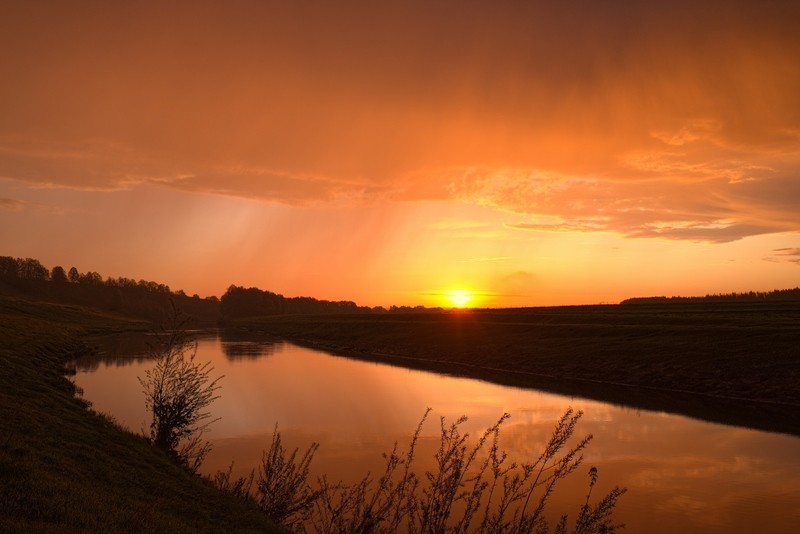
xmin=0 ymin=295 xmax=280 ymax=533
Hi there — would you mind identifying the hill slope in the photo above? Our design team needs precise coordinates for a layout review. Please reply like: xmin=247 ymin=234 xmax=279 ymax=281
xmin=0 ymin=295 xmax=281 ymax=533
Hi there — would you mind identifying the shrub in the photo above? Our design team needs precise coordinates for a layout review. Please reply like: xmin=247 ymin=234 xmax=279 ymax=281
xmin=139 ymin=327 xmax=222 ymax=473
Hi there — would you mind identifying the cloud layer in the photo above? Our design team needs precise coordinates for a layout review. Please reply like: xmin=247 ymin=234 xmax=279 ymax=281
xmin=1 ymin=1 xmax=798 ymax=242
xmin=766 ymin=248 xmax=800 ymax=266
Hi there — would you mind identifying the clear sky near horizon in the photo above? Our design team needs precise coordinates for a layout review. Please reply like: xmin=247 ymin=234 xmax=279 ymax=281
xmin=1 ymin=1 xmax=798 ymax=308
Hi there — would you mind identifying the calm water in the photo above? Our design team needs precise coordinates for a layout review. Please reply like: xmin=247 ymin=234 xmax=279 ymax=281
xmin=72 ymin=332 xmax=800 ymax=532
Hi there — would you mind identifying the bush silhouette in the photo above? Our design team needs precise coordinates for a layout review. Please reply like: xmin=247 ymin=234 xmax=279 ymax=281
xmin=139 ymin=322 xmax=222 ymax=473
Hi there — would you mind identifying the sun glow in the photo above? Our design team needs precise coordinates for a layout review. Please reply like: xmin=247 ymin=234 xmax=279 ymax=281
xmin=446 ymin=289 xmax=473 ymax=308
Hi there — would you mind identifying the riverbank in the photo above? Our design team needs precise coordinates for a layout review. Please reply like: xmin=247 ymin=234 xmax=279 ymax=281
xmin=0 ymin=295 xmax=280 ymax=532
xmin=231 ymin=301 xmax=800 ymax=436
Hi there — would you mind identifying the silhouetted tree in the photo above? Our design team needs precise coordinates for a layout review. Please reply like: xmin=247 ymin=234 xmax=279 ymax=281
xmin=221 ymin=285 xmax=278 ymax=318
xmin=51 ymin=265 xmax=67 ymax=283
xmin=17 ymin=258 xmax=48 ymax=280
xmin=221 ymin=285 xmax=372 ymax=319
xmin=0 ymin=256 xmax=19 ymax=281
xmin=68 ymin=267 xmax=80 ymax=283
xmin=79 ymin=271 xmax=103 ymax=285
xmin=108 ymin=287 xmax=123 ymax=311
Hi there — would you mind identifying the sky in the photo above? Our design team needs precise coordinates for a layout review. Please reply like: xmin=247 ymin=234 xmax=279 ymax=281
xmin=1 ymin=1 xmax=799 ymax=308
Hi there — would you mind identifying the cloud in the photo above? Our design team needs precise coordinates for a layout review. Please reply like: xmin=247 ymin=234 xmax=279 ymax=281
xmin=492 ymin=271 xmax=540 ymax=299
xmin=507 ymin=216 xmax=788 ymax=244
xmin=169 ymin=166 xmax=386 ymax=205
xmin=1 ymin=2 xmax=799 ymax=242
xmin=425 ymin=219 xmax=506 ymax=240
xmin=456 ymin=256 xmax=512 ymax=263
xmin=446 ymin=126 xmax=800 ymax=243
xmin=0 ymin=138 xmax=183 ymax=192
xmin=0 ymin=192 xmax=69 ymax=215
xmin=0 ymin=137 xmax=382 ymax=205
xmin=0 ymin=197 xmax=25 ymax=211
xmin=765 ymin=248 xmax=800 ymax=265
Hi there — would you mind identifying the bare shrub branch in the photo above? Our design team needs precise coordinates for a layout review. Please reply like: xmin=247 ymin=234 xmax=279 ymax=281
xmin=138 ymin=313 xmax=222 ymax=473
xmin=256 ymin=425 xmax=321 ymax=530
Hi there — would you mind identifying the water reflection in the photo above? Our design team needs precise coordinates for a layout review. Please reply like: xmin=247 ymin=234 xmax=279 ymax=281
xmin=219 ymin=331 xmax=283 ymax=360
xmin=77 ymin=332 xmax=161 ymax=371
xmin=72 ymin=332 xmax=800 ymax=533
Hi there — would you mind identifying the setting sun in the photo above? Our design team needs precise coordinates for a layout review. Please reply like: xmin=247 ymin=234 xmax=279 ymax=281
xmin=446 ymin=289 xmax=473 ymax=308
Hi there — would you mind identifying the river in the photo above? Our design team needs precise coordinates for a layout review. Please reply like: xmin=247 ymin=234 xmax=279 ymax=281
xmin=71 ymin=332 xmax=800 ymax=532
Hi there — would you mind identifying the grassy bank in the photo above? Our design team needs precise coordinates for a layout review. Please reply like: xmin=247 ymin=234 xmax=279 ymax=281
xmin=231 ymin=301 xmax=800 ymax=436
xmin=0 ymin=295 xmax=280 ymax=533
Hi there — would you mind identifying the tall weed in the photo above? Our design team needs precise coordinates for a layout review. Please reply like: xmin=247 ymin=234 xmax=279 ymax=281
xmin=223 ymin=408 xmax=625 ymax=533
xmin=257 ymin=425 xmax=322 ymax=531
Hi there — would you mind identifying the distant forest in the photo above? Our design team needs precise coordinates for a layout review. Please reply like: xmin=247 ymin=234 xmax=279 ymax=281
xmin=3 ymin=255 xmax=797 ymax=324
xmin=0 ymin=256 xmax=220 ymax=324
xmin=0 ymin=255 xmax=384 ymax=325
xmin=620 ymin=288 xmax=800 ymax=304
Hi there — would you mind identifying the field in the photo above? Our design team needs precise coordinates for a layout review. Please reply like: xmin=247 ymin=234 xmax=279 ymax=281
xmin=232 ymin=301 xmax=800 ymax=436
xmin=0 ymin=295 xmax=280 ymax=533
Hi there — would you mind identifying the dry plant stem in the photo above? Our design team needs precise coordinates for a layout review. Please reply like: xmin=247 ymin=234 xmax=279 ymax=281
xmin=257 ymin=424 xmax=321 ymax=530
xmin=233 ymin=407 xmax=625 ymax=533
xmin=213 ymin=462 xmax=255 ymax=500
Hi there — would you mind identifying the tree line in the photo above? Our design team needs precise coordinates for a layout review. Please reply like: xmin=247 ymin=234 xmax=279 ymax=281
xmin=220 ymin=285 xmax=376 ymax=318
xmin=0 ymin=255 xmax=219 ymax=324
xmin=0 ymin=255 xmax=389 ymax=324
xmin=620 ymin=287 xmax=800 ymax=305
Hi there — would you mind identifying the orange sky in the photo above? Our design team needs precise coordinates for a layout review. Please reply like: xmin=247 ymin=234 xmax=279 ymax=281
xmin=1 ymin=1 xmax=798 ymax=307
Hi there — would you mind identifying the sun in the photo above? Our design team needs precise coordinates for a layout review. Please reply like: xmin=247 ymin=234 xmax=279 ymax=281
xmin=446 ymin=289 xmax=473 ymax=308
